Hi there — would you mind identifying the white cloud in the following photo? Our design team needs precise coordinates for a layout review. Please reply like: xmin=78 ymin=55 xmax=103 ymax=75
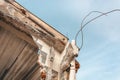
xmin=92 ymin=17 xmax=120 ymax=43
xmin=116 ymin=76 xmax=120 ymax=80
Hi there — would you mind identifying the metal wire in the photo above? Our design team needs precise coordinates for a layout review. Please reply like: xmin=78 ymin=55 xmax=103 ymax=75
xmin=75 ymin=11 xmax=107 ymax=49
xmin=75 ymin=9 xmax=120 ymax=50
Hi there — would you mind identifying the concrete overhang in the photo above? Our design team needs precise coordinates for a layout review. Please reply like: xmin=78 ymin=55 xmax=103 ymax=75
xmin=0 ymin=0 xmax=68 ymax=53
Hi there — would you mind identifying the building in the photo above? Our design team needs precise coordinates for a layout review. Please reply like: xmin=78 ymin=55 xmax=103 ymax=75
xmin=0 ymin=0 xmax=80 ymax=80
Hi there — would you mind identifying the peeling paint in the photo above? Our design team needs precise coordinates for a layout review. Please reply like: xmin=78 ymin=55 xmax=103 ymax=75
xmin=0 ymin=1 xmax=80 ymax=80
xmin=0 ymin=0 xmax=5 ymax=5
xmin=7 ymin=4 xmax=15 ymax=16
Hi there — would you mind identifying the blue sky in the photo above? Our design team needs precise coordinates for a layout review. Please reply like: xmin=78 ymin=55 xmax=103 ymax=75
xmin=16 ymin=0 xmax=120 ymax=80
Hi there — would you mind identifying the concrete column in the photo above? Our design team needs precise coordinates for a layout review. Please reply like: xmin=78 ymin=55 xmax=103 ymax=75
xmin=69 ymin=58 xmax=76 ymax=80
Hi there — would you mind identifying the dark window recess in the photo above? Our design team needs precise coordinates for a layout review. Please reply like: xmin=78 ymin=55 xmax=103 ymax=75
xmin=41 ymin=51 xmax=47 ymax=64
xmin=52 ymin=70 xmax=58 ymax=80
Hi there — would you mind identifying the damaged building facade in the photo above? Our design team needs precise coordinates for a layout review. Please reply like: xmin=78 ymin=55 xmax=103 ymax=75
xmin=0 ymin=0 xmax=80 ymax=80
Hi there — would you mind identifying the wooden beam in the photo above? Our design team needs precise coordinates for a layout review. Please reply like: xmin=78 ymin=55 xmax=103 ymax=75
xmin=0 ymin=21 xmax=38 ymax=48
xmin=7 ymin=0 xmax=68 ymax=44
xmin=0 ymin=1 xmax=68 ymax=52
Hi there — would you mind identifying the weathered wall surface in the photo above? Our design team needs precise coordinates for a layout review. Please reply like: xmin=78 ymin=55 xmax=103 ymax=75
xmin=0 ymin=1 xmax=79 ymax=80
xmin=0 ymin=27 xmax=41 ymax=80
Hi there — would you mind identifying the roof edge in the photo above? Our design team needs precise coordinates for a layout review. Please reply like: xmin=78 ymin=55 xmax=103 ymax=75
xmin=9 ymin=0 xmax=69 ymax=43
